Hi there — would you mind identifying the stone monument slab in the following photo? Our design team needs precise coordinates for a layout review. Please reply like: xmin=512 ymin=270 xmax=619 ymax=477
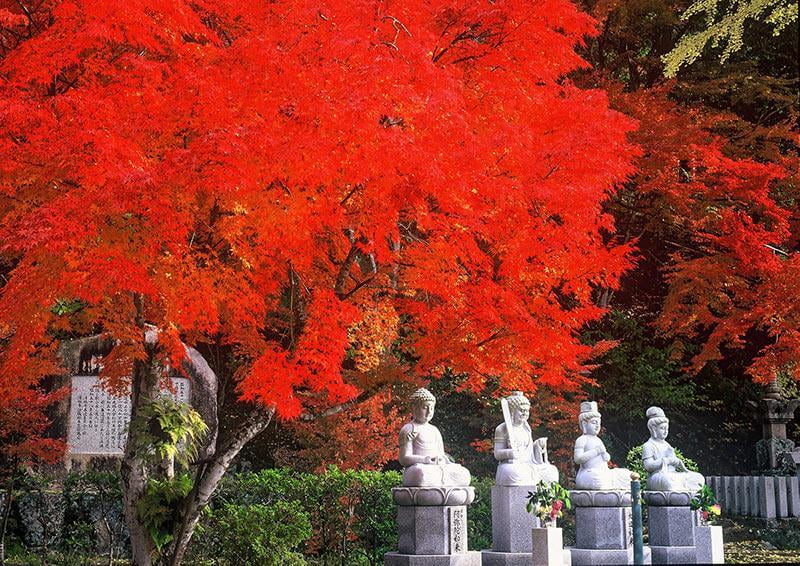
xmin=749 ymin=477 xmax=760 ymax=516
xmin=733 ymin=476 xmax=744 ymax=515
xmin=757 ymin=476 xmax=776 ymax=519
xmin=723 ymin=477 xmax=736 ymax=514
xmin=67 ymin=375 xmax=190 ymax=456
xmin=787 ymin=476 xmax=800 ymax=517
xmin=776 ymin=476 xmax=788 ymax=518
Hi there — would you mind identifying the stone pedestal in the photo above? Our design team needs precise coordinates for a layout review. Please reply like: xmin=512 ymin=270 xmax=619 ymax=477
xmin=493 ymin=485 xmax=541 ymax=551
xmin=481 ymin=485 xmax=542 ymax=566
xmin=532 ymin=527 xmax=572 ymax=566
xmin=645 ymin=491 xmax=696 ymax=564
xmin=695 ymin=525 xmax=724 ymax=564
xmin=568 ymin=490 xmax=650 ymax=566
xmin=385 ymin=487 xmax=481 ymax=566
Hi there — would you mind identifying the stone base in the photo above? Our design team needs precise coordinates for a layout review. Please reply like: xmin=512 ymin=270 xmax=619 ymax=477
xmin=398 ymin=505 xmax=469 ymax=554
xmin=491 ymin=485 xmax=540 ymax=552
xmin=650 ymin=546 xmax=696 ymax=564
xmin=384 ymin=551 xmax=482 ymax=565
xmin=569 ymin=546 xmax=651 ymax=565
xmin=481 ymin=550 xmax=531 ymax=566
xmin=695 ymin=525 xmax=724 ymax=564
xmin=482 ymin=549 xmax=572 ymax=566
xmin=575 ymin=506 xmax=632 ymax=550
xmin=647 ymin=506 xmax=695 ymax=547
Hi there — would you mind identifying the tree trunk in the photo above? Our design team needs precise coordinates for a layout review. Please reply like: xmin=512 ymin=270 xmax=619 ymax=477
xmin=166 ymin=407 xmax=274 ymax=566
xmin=0 ymin=475 xmax=15 ymax=566
xmin=121 ymin=329 xmax=162 ymax=566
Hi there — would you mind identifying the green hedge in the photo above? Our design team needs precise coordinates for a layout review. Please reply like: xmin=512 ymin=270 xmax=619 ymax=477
xmin=194 ymin=467 xmax=402 ymax=565
xmin=4 ymin=468 xmax=502 ymax=565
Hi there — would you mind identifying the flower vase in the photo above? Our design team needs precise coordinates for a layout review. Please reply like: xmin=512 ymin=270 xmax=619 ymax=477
xmin=542 ymin=517 xmax=557 ymax=528
xmin=532 ymin=525 xmax=564 ymax=566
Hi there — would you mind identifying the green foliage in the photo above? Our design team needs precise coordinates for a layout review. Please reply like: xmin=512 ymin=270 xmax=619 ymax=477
xmin=691 ymin=484 xmax=721 ymax=525
xmin=664 ymin=0 xmax=798 ymax=76
xmin=50 ymin=298 xmax=86 ymax=316
xmin=525 ymin=481 xmax=572 ymax=522
xmin=777 ymin=366 xmax=800 ymax=399
xmin=131 ymin=397 xmax=208 ymax=469
xmin=585 ymin=311 xmax=699 ymax=455
xmin=62 ymin=470 xmax=126 ymax=557
xmin=210 ymin=467 xmax=401 ymax=563
xmin=193 ymin=501 xmax=311 ymax=565
xmin=467 ymin=477 xmax=492 ymax=551
xmin=625 ymin=445 xmax=699 ymax=485
xmin=136 ymin=474 xmax=193 ymax=551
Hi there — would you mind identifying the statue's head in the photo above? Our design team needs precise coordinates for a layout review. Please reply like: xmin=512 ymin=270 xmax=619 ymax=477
xmin=506 ymin=391 xmax=531 ymax=426
xmin=646 ymin=406 xmax=669 ymax=440
xmin=578 ymin=401 xmax=601 ymax=435
xmin=410 ymin=388 xmax=436 ymax=424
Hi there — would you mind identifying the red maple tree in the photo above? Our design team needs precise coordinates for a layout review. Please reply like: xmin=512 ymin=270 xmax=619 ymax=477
xmin=0 ymin=0 xmax=636 ymax=563
xmin=604 ymin=84 xmax=799 ymax=385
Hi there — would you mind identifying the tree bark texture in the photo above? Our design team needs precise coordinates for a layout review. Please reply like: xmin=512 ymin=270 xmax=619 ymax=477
xmin=166 ymin=407 xmax=274 ymax=566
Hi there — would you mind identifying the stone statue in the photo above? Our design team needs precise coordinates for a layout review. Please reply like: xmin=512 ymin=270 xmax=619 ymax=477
xmin=642 ymin=406 xmax=705 ymax=492
xmin=493 ymin=391 xmax=559 ymax=486
xmin=398 ymin=388 xmax=471 ymax=487
xmin=574 ymin=401 xmax=631 ymax=490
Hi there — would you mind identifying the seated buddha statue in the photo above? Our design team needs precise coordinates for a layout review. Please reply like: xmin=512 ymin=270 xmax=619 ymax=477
xmin=642 ymin=406 xmax=705 ymax=492
xmin=494 ymin=391 xmax=559 ymax=486
xmin=398 ymin=388 xmax=471 ymax=487
xmin=574 ymin=401 xmax=632 ymax=490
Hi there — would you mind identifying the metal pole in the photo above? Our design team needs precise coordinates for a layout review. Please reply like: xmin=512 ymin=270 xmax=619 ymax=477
xmin=631 ymin=472 xmax=644 ymax=565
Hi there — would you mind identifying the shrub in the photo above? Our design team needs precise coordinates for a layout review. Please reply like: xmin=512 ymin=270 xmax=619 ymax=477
xmin=468 ymin=477 xmax=492 ymax=551
xmin=210 ymin=466 xmax=401 ymax=565
xmin=192 ymin=500 xmax=311 ymax=565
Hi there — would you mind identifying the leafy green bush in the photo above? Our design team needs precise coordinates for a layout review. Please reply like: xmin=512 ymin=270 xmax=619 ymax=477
xmin=136 ymin=474 xmax=193 ymax=551
xmin=192 ymin=500 xmax=311 ymax=565
xmin=211 ymin=466 xmax=401 ymax=565
xmin=625 ymin=445 xmax=699 ymax=485
xmin=468 ymin=477 xmax=492 ymax=551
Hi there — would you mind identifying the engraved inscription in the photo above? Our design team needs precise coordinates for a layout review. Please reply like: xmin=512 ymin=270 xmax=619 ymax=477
xmin=449 ymin=506 xmax=467 ymax=553
xmin=68 ymin=375 xmax=191 ymax=455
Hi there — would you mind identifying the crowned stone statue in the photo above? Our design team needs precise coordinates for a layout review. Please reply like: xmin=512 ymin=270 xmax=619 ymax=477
xmin=398 ymin=388 xmax=471 ymax=487
xmin=642 ymin=406 xmax=705 ymax=492
xmin=573 ymin=401 xmax=632 ymax=490
xmin=493 ymin=391 xmax=559 ymax=486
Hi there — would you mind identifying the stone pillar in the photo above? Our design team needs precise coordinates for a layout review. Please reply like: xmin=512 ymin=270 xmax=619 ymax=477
xmin=787 ymin=476 xmax=800 ymax=517
xmin=569 ymin=490 xmax=651 ymax=565
xmin=757 ymin=476 xmax=777 ymax=519
xmin=645 ymin=491 xmax=697 ymax=564
xmin=532 ymin=527 xmax=569 ymax=566
xmin=776 ymin=476 xmax=789 ymax=518
xmin=385 ymin=486 xmax=481 ymax=566
xmin=695 ymin=525 xmax=724 ymax=564
xmin=481 ymin=485 xmax=540 ymax=566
